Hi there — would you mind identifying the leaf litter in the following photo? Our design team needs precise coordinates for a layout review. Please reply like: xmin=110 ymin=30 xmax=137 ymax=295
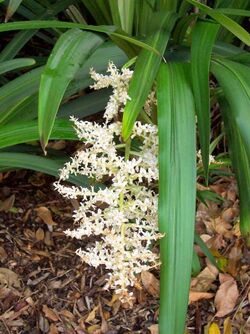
xmin=0 ymin=171 xmax=249 ymax=333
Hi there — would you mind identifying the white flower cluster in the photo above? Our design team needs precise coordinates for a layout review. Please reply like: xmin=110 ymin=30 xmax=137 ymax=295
xmin=55 ymin=63 xmax=160 ymax=302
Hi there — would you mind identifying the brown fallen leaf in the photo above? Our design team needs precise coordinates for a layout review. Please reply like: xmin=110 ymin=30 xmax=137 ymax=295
xmin=35 ymin=206 xmax=57 ymax=226
xmin=42 ymin=305 xmax=59 ymax=322
xmin=190 ymin=266 xmax=218 ymax=292
xmin=148 ymin=324 xmax=158 ymax=334
xmin=85 ymin=305 xmax=99 ymax=323
xmin=36 ymin=228 xmax=45 ymax=241
xmin=226 ymin=239 xmax=243 ymax=277
xmin=49 ymin=323 xmax=59 ymax=334
xmin=223 ymin=317 xmax=232 ymax=334
xmin=222 ymin=208 xmax=237 ymax=223
xmin=208 ymin=322 xmax=220 ymax=334
xmin=0 ymin=268 xmax=20 ymax=288
xmin=214 ymin=217 xmax=233 ymax=239
xmin=39 ymin=314 xmax=50 ymax=333
xmin=0 ymin=194 xmax=15 ymax=212
xmin=189 ymin=291 xmax=214 ymax=304
xmin=141 ymin=271 xmax=159 ymax=297
xmin=214 ymin=274 xmax=239 ymax=317
xmin=87 ymin=324 xmax=100 ymax=333
xmin=59 ymin=309 xmax=75 ymax=320
xmin=0 ymin=246 xmax=7 ymax=260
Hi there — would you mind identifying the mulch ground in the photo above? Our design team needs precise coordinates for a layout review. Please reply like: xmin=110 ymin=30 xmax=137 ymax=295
xmin=0 ymin=170 xmax=249 ymax=334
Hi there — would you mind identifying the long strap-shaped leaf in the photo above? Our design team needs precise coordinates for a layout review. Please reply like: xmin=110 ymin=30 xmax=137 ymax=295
xmin=0 ymin=58 xmax=35 ymax=75
xmin=211 ymin=58 xmax=250 ymax=162
xmin=0 ymin=152 xmax=88 ymax=187
xmin=191 ymin=20 xmax=219 ymax=182
xmin=38 ymin=29 xmax=104 ymax=153
xmin=157 ymin=63 xmax=196 ymax=334
xmin=0 ymin=66 xmax=43 ymax=125
xmin=0 ymin=119 xmax=77 ymax=150
xmin=5 ymin=0 xmax=23 ymax=22
xmin=219 ymin=98 xmax=250 ymax=246
xmin=0 ymin=21 xmax=159 ymax=54
xmin=187 ymin=0 xmax=250 ymax=46
xmin=122 ymin=11 xmax=177 ymax=141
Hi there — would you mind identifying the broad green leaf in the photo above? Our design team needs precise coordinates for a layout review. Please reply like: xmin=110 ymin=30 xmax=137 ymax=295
xmin=0 ymin=119 xmax=77 ymax=149
xmin=117 ymin=0 xmax=135 ymax=35
xmin=81 ymin=0 xmax=112 ymax=25
xmin=0 ymin=20 xmax=160 ymax=55
xmin=38 ymin=29 xmax=104 ymax=152
xmin=0 ymin=152 xmax=88 ymax=187
xmin=58 ymin=89 xmax=110 ymax=119
xmin=0 ymin=41 xmax=127 ymax=126
xmin=157 ymin=63 xmax=196 ymax=334
xmin=187 ymin=0 xmax=250 ymax=46
xmin=134 ymin=0 xmax=154 ymax=36
xmin=191 ymin=20 xmax=219 ymax=182
xmin=0 ymin=66 xmax=43 ymax=125
xmin=215 ymin=8 xmax=250 ymax=16
xmin=122 ymin=11 xmax=176 ymax=141
xmin=5 ymin=0 xmax=23 ymax=22
xmin=211 ymin=58 xmax=250 ymax=161
xmin=219 ymin=97 xmax=250 ymax=246
xmin=0 ymin=58 xmax=35 ymax=75
xmin=215 ymin=0 xmax=249 ymax=44
xmin=173 ymin=13 xmax=197 ymax=44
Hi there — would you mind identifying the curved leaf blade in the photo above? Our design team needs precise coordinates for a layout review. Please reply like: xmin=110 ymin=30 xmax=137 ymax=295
xmin=122 ymin=12 xmax=177 ymax=141
xmin=0 ymin=20 xmax=160 ymax=54
xmin=0 ymin=152 xmax=88 ymax=187
xmin=219 ymin=97 xmax=250 ymax=246
xmin=191 ymin=20 xmax=219 ymax=182
xmin=187 ymin=0 xmax=250 ymax=46
xmin=0 ymin=58 xmax=35 ymax=75
xmin=5 ymin=0 xmax=23 ymax=22
xmin=0 ymin=66 xmax=43 ymax=125
xmin=211 ymin=58 xmax=250 ymax=161
xmin=157 ymin=63 xmax=196 ymax=334
xmin=38 ymin=29 xmax=104 ymax=152
xmin=0 ymin=119 xmax=77 ymax=150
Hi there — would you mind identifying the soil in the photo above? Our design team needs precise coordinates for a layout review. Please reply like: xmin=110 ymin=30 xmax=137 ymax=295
xmin=0 ymin=170 xmax=249 ymax=334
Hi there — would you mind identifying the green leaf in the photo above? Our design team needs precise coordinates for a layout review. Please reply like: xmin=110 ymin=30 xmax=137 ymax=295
xmin=0 ymin=119 xmax=77 ymax=150
xmin=0 ymin=20 xmax=160 ymax=55
xmin=81 ymin=0 xmax=112 ymax=25
xmin=215 ymin=8 xmax=250 ymax=16
xmin=0 ymin=58 xmax=35 ymax=75
xmin=108 ymin=0 xmax=135 ymax=37
xmin=0 ymin=152 xmax=88 ymax=187
xmin=191 ymin=20 xmax=219 ymax=182
xmin=58 ymin=89 xmax=110 ymax=119
xmin=122 ymin=11 xmax=176 ymax=141
xmin=5 ymin=0 xmax=23 ymax=22
xmin=194 ymin=232 xmax=219 ymax=269
xmin=157 ymin=62 xmax=196 ymax=334
xmin=219 ymin=97 xmax=250 ymax=246
xmin=38 ymin=28 xmax=104 ymax=152
xmin=187 ymin=0 xmax=250 ymax=46
xmin=211 ymin=58 xmax=250 ymax=161
xmin=192 ymin=249 xmax=201 ymax=276
xmin=0 ymin=41 xmax=127 ymax=126
xmin=0 ymin=66 xmax=43 ymax=125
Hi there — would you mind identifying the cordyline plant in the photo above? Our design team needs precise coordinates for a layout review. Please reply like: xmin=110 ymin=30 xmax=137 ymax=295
xmin=0 ymin=0 xmax=250 ymax=333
